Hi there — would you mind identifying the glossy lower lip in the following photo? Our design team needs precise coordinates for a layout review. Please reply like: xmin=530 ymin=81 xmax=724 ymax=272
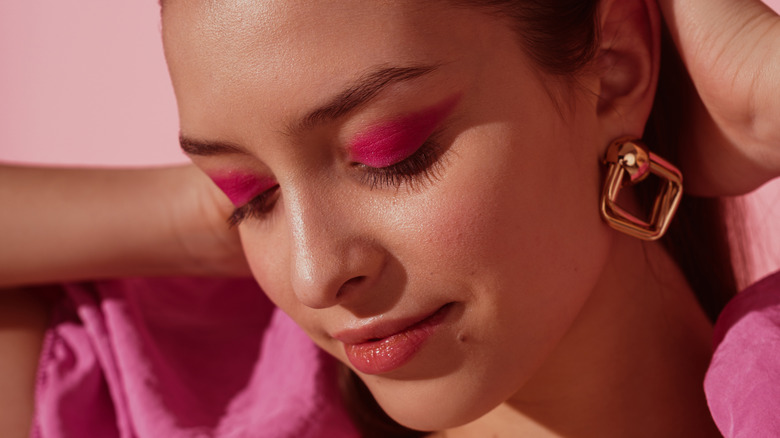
xmin=340 ymin=304 xmax=452 ymax=375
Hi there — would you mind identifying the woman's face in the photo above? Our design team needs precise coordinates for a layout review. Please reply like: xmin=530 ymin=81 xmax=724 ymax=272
xmin=164 ymin=0 xmax=616 ymax=430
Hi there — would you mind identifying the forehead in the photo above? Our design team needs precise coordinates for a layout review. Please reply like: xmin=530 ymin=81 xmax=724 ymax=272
xmin=163 ymin=1 xmax=451 ymax=90
xmin=162 ymin=0 xmax=502 ymax=135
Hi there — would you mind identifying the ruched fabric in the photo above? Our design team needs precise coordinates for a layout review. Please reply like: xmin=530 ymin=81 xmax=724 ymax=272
xmin=31 ymin=277 xmax=358 ymax=438
xmin=706 ymin=271 xmax=780 ymax=437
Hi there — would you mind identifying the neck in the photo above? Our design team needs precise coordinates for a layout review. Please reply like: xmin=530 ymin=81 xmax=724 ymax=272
xmin=442 ymin=233 xmax=720 ymax=438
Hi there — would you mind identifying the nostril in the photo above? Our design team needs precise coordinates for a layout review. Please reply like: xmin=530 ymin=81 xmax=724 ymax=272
xmin=337 ymin=276 xmax=366 ymax=298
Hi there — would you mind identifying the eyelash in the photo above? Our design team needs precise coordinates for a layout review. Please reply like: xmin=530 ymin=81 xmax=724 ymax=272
xmin=227 ymin=187 xmax=279 ymax=228
xmin=227 ymin=133 xmax=447 ymax=227
xmin=358 ymin=135 xmax=446 ymax=190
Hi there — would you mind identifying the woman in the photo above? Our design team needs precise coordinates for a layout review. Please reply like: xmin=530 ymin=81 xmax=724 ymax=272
xmin=166 ymin=0 xmax=722 ymax=436
xmin=2 ymin=0 xmax=780 ymax=436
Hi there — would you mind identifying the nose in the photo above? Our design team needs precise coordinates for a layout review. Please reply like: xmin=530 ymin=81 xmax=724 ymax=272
xmin=287 ymin=190 xmax=385 ymax=309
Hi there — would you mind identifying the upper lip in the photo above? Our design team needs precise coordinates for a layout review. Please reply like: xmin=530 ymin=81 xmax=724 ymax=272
xmin=332 ymin=305 xmax=448 ymax=345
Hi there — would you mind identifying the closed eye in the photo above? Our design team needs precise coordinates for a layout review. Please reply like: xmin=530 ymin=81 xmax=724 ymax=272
xmin=357 ymin=131 xmax=449 ymax=190
xmin=227 ymin=185 xmax=280 ymax=227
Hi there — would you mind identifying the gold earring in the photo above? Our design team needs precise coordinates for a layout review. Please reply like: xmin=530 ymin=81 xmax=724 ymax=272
xmin=600 ymin=138 xmax=683 ymax=241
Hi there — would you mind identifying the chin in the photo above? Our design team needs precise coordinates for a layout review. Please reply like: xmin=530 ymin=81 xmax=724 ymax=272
xmin=366 ymin=374 xmax=502 ymax=432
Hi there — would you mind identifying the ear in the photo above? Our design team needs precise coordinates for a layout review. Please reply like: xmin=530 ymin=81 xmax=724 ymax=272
xmin=594 ymin=0 xmax=661 ymax=144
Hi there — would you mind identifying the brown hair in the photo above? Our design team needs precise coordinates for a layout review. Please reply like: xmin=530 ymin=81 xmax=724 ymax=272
xmin=339 ymin=1 xmax=739 ymax=436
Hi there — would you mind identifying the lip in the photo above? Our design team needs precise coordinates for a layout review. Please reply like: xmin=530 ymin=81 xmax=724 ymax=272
xmin=334 ymin=303 xmax=453 ymax=375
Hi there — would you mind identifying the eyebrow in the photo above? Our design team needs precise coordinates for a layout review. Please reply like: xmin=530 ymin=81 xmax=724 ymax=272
xmin=180 ymin=64 xmax=440 ymax=157
xmin=179 ymin=138 xmax=247 ymax=156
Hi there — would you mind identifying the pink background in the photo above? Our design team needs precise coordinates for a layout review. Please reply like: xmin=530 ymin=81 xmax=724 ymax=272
xmin=1 ymin=0 xmax=778 ymax=285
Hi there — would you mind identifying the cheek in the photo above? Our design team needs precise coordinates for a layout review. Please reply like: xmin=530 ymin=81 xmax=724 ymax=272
xmin=371 ymin=198 xmax=607 ymax=430
xmin=402 ymin=123 xmax=610 ymax=289
xmin=237 ymin=226 xmax=292 ymax=310
xmin=367 ymin=123 xmax=614 ymax=427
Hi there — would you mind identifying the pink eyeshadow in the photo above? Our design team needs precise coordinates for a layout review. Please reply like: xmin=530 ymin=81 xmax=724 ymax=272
xmin=210 ymin=172 xmax=276 ymax=207
xmin=349 ymin=94 xmax=461 ymax=168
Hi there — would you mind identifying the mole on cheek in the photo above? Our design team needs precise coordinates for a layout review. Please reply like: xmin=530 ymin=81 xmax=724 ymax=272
xmin=210 ymin=173 xmax=276 ymax=206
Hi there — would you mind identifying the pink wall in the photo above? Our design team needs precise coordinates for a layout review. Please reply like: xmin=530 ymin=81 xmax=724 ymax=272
xmin=1 ymin=0 xmax=779 ymax=284
xmin=0 ymin=0 xmax=183 ymax=166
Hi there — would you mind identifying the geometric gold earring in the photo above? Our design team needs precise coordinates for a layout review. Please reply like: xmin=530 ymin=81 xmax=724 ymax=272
xmin=600 ymin=138 xmax=683 ymax=241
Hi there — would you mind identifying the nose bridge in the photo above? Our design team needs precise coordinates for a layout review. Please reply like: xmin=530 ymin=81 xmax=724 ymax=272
xmin=286 ymin=186 xmax=379 ymax=309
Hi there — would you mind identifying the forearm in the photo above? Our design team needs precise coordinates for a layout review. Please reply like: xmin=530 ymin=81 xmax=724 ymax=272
xmin=0 ymin=165 xmax=244 ymax=287
xmin=0 ymin=286 xmax=52 ymax=438
xmin=659 ymin=0 xmax=780 ymax=193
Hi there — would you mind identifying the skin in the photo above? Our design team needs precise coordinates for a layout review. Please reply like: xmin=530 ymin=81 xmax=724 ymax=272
xmin=0 ymin=165 xmax=246 ymax=288
xmin=0 ymin=1 xmax=777 ymax=437
xmin=0 ymin=165 xmax=243 ymax=438
xmin=164 ymin=0 xmax=720 ymax=435
xmin=0 ymin=287 xmax=52 ymax=438
xmin=659 ymin=0 xmax=780 ymax=195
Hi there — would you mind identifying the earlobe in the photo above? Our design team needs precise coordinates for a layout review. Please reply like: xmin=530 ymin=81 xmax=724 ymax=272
xmin=595 ymin=0 xmax=661 ymax=137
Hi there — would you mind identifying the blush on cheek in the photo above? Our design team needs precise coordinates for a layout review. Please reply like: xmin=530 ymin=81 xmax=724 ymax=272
xmin=349 ymin=94 xmax=461 ymax=168
xmin=209 ymin=172 xmax=276 ymax=206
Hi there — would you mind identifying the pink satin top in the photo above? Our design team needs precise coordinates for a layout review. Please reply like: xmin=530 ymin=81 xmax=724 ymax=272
xmin=32 ymin=271 xmax=780 ymax=437
xmin=31 ymin=277 xmax=358 ymax=438
xmin=705 ymin=270 xmax=780 ymax=437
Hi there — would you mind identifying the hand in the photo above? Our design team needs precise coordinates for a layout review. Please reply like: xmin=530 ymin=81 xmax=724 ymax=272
xmin=169 ymin=166 xmax=252 ymax=277
xmin=658 ymin=0 xmax=780 ymax=195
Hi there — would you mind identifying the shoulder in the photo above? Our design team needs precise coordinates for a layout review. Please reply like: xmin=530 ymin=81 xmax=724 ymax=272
xmin=705 ymin=270 xmax=780 ymax=437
